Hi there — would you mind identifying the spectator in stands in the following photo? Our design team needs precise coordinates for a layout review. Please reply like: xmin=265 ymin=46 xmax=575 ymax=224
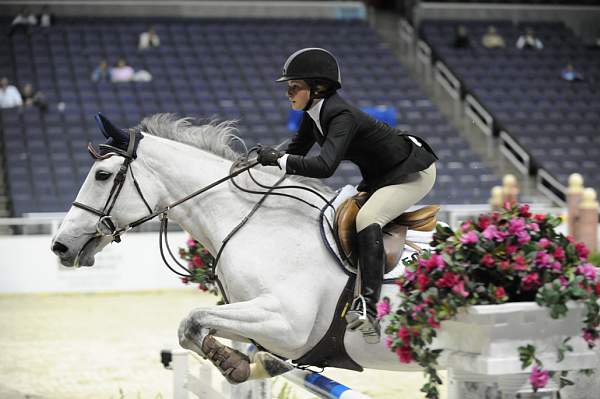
xmin=39 ymin=6 xmax=54 ymax=28
xmin=516 ymin=28 xmax=543 ymax=50
xmin=453 ymin=25 xmax=470 ymax=48
xmin=138 ymin=26 xmax=160 ymax=50
xmin=7 ymin=8 xmax=37 ymax=37
xmin=0 ymin=77 xmax=23 ymax=109
xmin=256 ymin=48 xmax=438 ymax=344
xmin=482 ymin=26 xmax=505 ymax=49
xmin=111 ymin=58 xmax=135 ymax=82
xmin=561 ymin=63 xmax=584 ymax=82
xmin=20 ymin=83 xmax=48 ymax=112
xmin=91 ymin=59 xmax=112 ymax=82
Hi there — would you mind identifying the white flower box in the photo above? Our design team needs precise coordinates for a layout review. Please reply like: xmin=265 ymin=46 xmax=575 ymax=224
xmin=435 ymin=301 xmax=600 ymax=376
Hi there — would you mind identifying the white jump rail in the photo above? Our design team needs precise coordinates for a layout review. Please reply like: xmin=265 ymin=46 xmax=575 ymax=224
xmin=164 ymin=348 xmax=374 ymax=399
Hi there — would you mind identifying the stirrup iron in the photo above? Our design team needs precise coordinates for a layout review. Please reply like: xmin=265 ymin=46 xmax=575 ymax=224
xmin=345 ymin=295 xmax=368 ymax=330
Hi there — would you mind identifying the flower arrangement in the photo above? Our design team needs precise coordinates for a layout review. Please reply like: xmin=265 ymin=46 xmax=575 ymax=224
xmin=379 ymin=203 xmax=600 ymax=398
xmin=178 ymin=237 xmax=219 ymax=295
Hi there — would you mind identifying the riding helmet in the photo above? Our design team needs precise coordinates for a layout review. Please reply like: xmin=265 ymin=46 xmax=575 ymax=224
xmin=276 ymin=48 xmax=342 ymax=89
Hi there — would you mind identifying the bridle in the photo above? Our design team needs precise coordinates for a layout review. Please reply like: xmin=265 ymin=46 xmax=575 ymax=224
xmin=72 ymin=129 xmax=152 ymax=244
xmin=71 ymin=128 xmax=259 ymax=268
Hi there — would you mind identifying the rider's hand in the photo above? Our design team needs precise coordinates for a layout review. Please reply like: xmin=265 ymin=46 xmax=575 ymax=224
xmin=257 ymin=147 xmax=284 ymax=168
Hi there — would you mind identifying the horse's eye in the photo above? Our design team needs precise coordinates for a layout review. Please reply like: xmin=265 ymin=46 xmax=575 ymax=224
xmin=95 ymin=170 xmax=113 ymax=181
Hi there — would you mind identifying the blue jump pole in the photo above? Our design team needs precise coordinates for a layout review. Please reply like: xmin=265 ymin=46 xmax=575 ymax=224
xmin=283 ymin=368 xmax=374 ymax=399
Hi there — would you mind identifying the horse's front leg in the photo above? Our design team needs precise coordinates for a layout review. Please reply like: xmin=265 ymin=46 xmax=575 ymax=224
xmin=178 ymin=295 xmax=311 ymax=384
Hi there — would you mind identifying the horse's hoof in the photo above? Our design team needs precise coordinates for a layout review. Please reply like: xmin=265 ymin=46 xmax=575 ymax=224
xmin=202 ymin=335 xmax=250 ymax=384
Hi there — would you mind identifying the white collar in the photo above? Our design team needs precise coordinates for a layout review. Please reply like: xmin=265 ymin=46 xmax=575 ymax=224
xmin=306 ymin=99 xmax=324 ymax=135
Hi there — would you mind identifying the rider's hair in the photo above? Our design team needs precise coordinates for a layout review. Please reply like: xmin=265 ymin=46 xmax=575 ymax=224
xmin=306 ymin=79 xmax=337 ymax=99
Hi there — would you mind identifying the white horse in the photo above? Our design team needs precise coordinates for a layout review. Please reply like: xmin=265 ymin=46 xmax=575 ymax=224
xmin=51 ymin=113 xmax=426 ymax=382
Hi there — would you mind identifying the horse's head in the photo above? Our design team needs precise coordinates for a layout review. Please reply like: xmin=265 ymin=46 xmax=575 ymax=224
xmin=51 ymin=114 xmax=153 ymax=267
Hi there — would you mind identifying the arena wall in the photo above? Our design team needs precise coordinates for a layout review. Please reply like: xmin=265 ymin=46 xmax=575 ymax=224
xmin=0 ymin=231 xmax=192 ymax=294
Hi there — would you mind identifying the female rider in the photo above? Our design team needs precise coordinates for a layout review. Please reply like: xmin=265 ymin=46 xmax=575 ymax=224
xmin=257 ymin=48 xmax=437 ymax=343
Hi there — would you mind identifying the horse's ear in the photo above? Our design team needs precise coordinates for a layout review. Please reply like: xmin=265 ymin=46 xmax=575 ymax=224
xmin=95 ymin=113 xmax=128 ymax=143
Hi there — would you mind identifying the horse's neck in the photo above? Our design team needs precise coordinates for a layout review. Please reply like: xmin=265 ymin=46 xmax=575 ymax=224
xmin=141 ymin=137 xmax=254 ymax=253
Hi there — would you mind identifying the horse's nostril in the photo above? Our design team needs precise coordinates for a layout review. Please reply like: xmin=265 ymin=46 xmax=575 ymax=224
xmin=52 ymin=241 xmax=69 ymax=254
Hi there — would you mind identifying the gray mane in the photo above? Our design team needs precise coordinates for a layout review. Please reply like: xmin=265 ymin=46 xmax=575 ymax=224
xmin=138 ymin=113 xmax=334 ymax=195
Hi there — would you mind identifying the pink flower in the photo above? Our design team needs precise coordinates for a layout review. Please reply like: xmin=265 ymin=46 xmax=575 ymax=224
xmin=192 ymin=255 xmax=204 ymax=268
xmin=513 ymin=255 xmax=529 ymax=271
xmin=384 ymin=335 xmax=393 ymax=349
xmin=186 ymin=238 xmax=197 ymax=247
xmin=425 ymin=254 xmax=446 ymax=271
xmin=452 ymin=281 xmax=469 ymax=298
xmin=483 ymin=225 xmax=508 ymax=241
xmin=397 ymin=326 xmax=411 ymax=344
xmin=481 ymin=254 xmax=495 ymax=267
xmin=521 ymin=273 xmax=541 ymax=290
xmin=516 ymin=231 xmax=531 ymax=245
xmin=526 ymin=223 xmax=540 ymax=232
xmin=529 ymin=365 xmax=549 ymax=390
xmin=550 ymin=262 xmax=562 ymax=271
xmin=576 ymin=242 xmax=590 ymax=260
xmin=417 ymin=273 xmax=430 ymax=291
xmin=509 ymin=218 xmax=526 ymax=234
xmin=396 ymin=345 xmax=413 ymax=363
xmin=478 ymin=216 xmax=491 ymax=230
xmin=576 ymin=263 xmax=597 ymax=281
xmin=437 ymin=272 xmax=459 ymax=288
xmin=519 ymin=204 xmax=532 ymax=218
xmin=460 ymin=231 xmax=479 ymax=245
xmin=376 ymin=298 xmax=391 ymax=320
xmin=534 ymin=214 xmax=546 ymax=222
xmin=535 ymin=252 xmax=552 ymax=267
xmin=506 ymin=244 xmax=518 ymax=254
xmin=537 ymin=238 xmax=550 ymax=249
xmin=404 ymin=269 xmax=416 ymax=282
xmin=495 ymin=286 xmax=507 ymax=300
xmin=461 ymin=221 xmax=472 ymax=232
xmin=582 ymin=330 xmax=596 ymax=345
xmin=552 ymin=247 xmax=565 ymax=261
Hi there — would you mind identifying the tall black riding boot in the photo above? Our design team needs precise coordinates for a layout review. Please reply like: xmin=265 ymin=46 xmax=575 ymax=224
xmin=345 ymin=223 xmax=384 ymax=344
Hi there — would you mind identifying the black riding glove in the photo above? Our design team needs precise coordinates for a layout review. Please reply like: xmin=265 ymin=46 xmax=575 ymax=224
xmin=257 ymin=147 xmax=284 ymax=168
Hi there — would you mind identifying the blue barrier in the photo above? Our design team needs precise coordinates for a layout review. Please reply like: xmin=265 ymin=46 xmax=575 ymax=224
xmin=283 ymin=369 xmax=373 ymax=399
xmin=287 ymin=106 xmax=397 ymax=132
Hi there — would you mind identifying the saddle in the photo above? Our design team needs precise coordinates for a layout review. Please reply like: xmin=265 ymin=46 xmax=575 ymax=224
xmin=334 ymin=192 xmax=440 ymax=273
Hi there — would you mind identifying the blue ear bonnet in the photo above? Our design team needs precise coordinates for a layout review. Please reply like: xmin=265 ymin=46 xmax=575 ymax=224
xmin=94 ymin=113 xmax=143 ymax=158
